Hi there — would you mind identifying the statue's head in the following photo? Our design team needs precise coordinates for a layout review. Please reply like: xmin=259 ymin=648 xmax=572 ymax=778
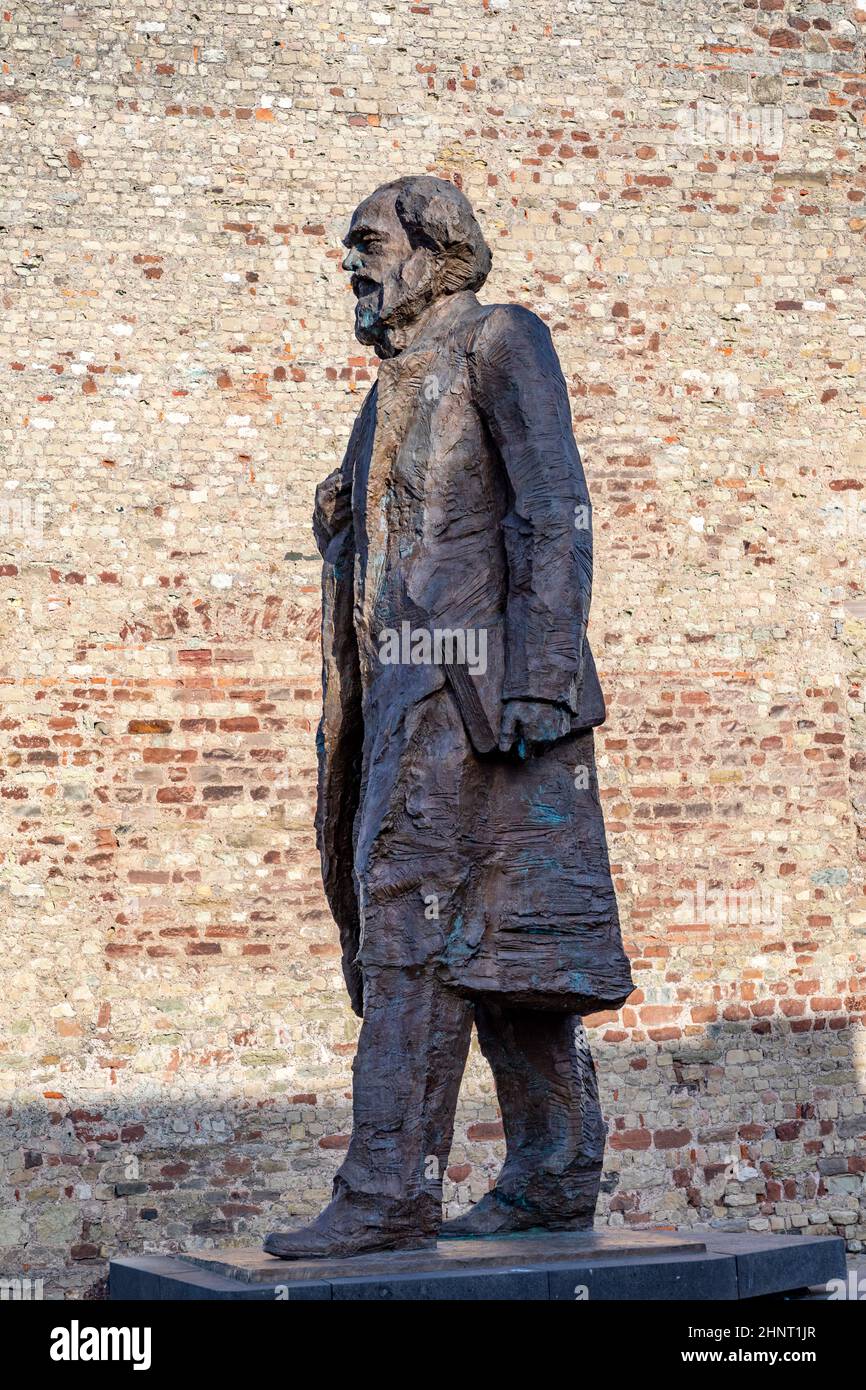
xmin=341 ymin=175 xmax=492 ymax=357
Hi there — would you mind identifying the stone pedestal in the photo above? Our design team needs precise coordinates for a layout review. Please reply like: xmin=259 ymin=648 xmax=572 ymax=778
xmin=110 ymin=1227 xmax=845 ymax=1301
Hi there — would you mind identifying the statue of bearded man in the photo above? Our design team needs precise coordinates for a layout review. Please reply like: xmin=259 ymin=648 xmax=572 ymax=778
xmin=265 ymin=176 xmax=633 ymax=1260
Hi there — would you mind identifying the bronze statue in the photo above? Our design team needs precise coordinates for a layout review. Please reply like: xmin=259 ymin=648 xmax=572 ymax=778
xmin=265 ymin=176 xmax=633 ymax=1259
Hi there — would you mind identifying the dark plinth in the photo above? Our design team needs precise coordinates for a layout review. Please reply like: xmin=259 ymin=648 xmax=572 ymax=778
xmin=110 ymin=1227 xmax=845 ymax=1301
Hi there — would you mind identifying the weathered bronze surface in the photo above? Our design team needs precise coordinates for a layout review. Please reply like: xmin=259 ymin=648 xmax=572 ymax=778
xmin=265 ymin=176 xmax=633 ymax=1259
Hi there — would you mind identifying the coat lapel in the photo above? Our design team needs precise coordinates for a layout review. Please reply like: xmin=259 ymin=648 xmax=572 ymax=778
xmin=354 ymin=292 xmax=481 ymax=652
xmin=356 ymin=344 xmax=438 ymax=639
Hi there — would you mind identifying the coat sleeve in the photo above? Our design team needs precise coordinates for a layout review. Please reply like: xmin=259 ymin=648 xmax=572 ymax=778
xmin=467 ymin=303 xmax=592 ymax=714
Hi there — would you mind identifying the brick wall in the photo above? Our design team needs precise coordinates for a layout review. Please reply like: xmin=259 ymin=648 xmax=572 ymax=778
xmin=0 ymin=0 xmax=863 ymax=1297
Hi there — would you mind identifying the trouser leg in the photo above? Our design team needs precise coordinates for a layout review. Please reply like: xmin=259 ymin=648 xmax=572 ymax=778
xmin=333 ymin=965 xmax=475 ymax=1232
xmin=264 ymin=966 xmax=474 ymax=1257
xmin=474 ymin=1003 xmax=606 ymax=1220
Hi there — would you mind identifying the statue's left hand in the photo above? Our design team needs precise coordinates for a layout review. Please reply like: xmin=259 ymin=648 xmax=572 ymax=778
xmin=498 ymin=699 xmax=571 ymax=758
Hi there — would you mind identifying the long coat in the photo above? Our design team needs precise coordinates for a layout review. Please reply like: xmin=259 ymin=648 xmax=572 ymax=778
xmin=314 ymin=289 xmax=633 ymax=1018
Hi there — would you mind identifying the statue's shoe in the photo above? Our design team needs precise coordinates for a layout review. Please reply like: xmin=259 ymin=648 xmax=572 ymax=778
xmin=440 ymin=1190 xmax=593 ymax=1238
xmin=263 ymin=1212 xmax=436 ymax=1261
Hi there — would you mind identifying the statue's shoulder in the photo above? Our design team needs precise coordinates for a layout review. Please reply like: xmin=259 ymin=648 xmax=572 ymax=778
xmin=467 ymin=300 xmax=556 ymax=361
xmin=469 ymin=300 xmax=553 ymax=347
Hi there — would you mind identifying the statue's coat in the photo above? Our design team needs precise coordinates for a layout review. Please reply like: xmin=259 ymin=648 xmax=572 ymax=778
xmin=314 ymin=289 xmax=634 ymax=1018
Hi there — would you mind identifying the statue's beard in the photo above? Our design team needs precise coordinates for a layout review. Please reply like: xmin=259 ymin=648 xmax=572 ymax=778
xmin=353 ymin=266 xmax=437 ymax=358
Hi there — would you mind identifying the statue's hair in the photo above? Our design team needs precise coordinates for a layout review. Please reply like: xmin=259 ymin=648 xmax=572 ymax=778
xmin=374 ymin=175 xmax=492 ymax=293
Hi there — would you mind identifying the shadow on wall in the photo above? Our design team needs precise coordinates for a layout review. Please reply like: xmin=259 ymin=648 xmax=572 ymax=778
xmin=1 ymin=1014 xmax=863 ymax=1299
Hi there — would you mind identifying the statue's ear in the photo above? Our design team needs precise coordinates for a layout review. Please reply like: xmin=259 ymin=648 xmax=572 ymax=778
xmin=413 ymin=194 xmax=478 ymax=293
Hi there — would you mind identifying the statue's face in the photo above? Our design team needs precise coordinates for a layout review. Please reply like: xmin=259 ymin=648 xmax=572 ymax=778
xmin=342 ymin=191 xmax=433 ymax=353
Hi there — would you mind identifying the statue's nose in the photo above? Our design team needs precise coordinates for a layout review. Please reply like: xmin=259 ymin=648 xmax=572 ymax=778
xmin=342 ymin=246 xmax=362 ymax=273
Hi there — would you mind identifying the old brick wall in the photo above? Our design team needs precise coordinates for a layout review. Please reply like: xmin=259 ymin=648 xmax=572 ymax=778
xmin=1 ymin=0 xmax=864 ymax=1297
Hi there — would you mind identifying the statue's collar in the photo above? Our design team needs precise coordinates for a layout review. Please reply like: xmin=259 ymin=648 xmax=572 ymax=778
xmin=376 ymin=290 xmax=479 ymax=370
